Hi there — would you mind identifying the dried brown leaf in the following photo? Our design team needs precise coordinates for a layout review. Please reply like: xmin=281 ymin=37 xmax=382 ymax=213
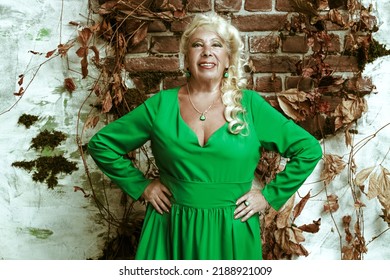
xmin=354 ymin=199 xmax=366 ymax=209
xmin=18 ymin=74 xmax=24 ymax=86
xmin=112 ymin=73 xmax=124 ymax=106
xmin=100 ymin=19 xmax=113 ymax=40
xmin=293 ymin=191 xmax=311 ymax=220
xmin=102 ymin=92 xmax=113 ymax=113
xmin=345 ymin=126 xmax=352 ymax=147
xmin=329 ymin=9 xmax=346 ymax=27
xmin=78 ymin=27 xmax=93 ymax=46
xmin=367 ymin=172 xmax=380 ymax=199
xmin=333 ymin=94 xmax=368 ymax=131
xmin=298 ymin=218 xmax=321 ymax=233
xmin=302 ymin=67 xmax=314 ymax=78
xmin=343 ymin=215 xmax=353 ymax=244
xmin=354 ymin=166 xmax=375 ymax=188
xmin=342 ymin=245 xmax=354 ymax=259
xmin=129 ymin=22 xmax=149 ymax=48
xmin=289 ymin=0 xmax=318 ymax=16
xmin=379 ymin=208 xmax=390 ymax=226
xmin=64 ymin=78 xmax=76 ymax=93
xmin=80 ymin=56 xmax=88 ymax=79
xmin=29 ymin=50 xmax=42 ymax=55
xmin=276 ymin=196 xmax=295 ymax=229
xmin=320 ymin=154 xmax=347 ymax=185
xmin=14 ymin=87 xmax=24 ymax=96
xmin=98 ymin=0 xmax=118 ymax=15
xmin=89 ymin=46 xmax=100 ymax=64
xmin=276 ymin=89 xmax=310 ymax=122
xmin=318 ymin=0 xmax=328 ymax=10
xmin=324 ymin=194 xmax=339 ymax=213
xmin=378 ymin=166 xmax=390 ymax=190
xmin=342 ymin=215 xmax=351 ymax=227
xmin=76 ymin=46 xmax=88 ymax=58
xmin=74 ymin=186 xmax=90 ymax=197
xmin=58 ymin=42 xmax=74 ymax=57
xmin=286 ymin=227 xmax=304 ymax=244
xmin=377 ymin=166 xmax=390 ymax=210
xmin=85 ymin=116 xmax=100 ymax=129
xmin=173 ymin=9 xmax=186 ymax=18
xmin=45 ymin=49 xmax=56 ymax=58
xmin=274 ymin=227 xmax=308 ymax=257
xmin=68 ymin=21 xmax=80 ymax=27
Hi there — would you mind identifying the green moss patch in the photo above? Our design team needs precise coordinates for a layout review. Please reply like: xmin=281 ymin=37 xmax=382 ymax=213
xmin=12 ymin=155 xmax=78 ymax=189
xmin=31 ymin=129 xmax=66 ymax=150
xmin=17 ymin=114 xmax=39 ymax=128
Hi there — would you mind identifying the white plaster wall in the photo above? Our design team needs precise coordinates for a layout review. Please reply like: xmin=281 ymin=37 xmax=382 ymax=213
xmin=0 ymin=0 xmax=108 ymax=259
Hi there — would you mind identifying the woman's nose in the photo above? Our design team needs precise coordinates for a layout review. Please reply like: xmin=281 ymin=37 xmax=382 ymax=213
xmin=202 ymin=46 xmax=212 ymax=57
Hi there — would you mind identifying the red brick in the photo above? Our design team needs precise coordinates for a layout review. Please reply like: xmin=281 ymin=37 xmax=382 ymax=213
xmin=153 ymin=0 xmax=184 ymax=11
xmin=163 ymin=75 xmax=187 ymax=89
xmin=324 ymin=55 xmax=359 ymax=72
xmin=312 ymin=33 xmax=341 ymax=53
xmin=285 ymin=76 xmax=314 ymax=92
xmin=245 ymin=0 xmax=272 ymax=11
xmin=131 ymin=76 xmax=161 ymax=93
xmin=125 ymin=56 xmax=180 ymax=72
xmin=255 ymin=75 xmax=283 ymax=93
xmin=127 ymin=40 xmax=148 ymax=54
xmin=282 ymin=35 xmax=309 ymax=53
xmin=245 ymin=74 xmax=254 ymax=90
xmin=187 ymin=0 xmax=212 ymax=12
xmin=249 ymin=35 xmax=280 ymax=53
xmin=215 ymin=0 xmax=242 ymax=12
xmin=150 ymin=36 xmax=180 ymax=54
xmin=148 ymin=20 xmax=167 ymax=32
xmin=275 ymin=0 xmax=294 ymax=12
xmin=232 ymin=14 xmax=288 ymax=31
xmin=250 ymin=55 xmax=301 ymax=73
xmin=171 ymin=16 xmax=193 ymax=32
xmin=327 ymin=0 xmax=348 ymax=10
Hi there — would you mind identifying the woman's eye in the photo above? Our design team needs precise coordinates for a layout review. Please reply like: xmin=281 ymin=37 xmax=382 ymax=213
xmin=212 ymin=42 xmax=223 ymax=47
xmin=192 ymin=42 xmax=202 ymax=48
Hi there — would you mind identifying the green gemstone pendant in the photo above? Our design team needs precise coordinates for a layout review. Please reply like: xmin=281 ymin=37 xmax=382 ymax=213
xmin=199 ymin=114 xmax=206 ymax=121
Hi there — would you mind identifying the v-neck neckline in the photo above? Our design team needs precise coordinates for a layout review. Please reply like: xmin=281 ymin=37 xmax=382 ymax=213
xmin=175 ymin=87 xmax=228 ymax=148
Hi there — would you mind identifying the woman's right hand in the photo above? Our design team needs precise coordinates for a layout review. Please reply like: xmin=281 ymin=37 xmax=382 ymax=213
xmin=141 ymin=179 xmax=172 ymax=214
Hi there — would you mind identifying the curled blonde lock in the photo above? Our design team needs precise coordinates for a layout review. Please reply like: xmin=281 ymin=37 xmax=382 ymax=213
xmin=180 ymin=13 xmax=248 ymax=135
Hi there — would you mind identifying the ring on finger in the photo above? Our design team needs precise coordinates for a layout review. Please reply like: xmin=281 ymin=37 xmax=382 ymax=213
xmin=244 ymin=200 xmax=250 ymax=207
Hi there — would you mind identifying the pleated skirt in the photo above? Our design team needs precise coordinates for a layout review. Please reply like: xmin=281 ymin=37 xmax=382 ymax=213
xmin=135 ymin=174 xmax=262 ymax=260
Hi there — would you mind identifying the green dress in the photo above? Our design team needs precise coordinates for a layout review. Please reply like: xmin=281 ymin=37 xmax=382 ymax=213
xmin=88 ymin=87 xmax=322 ymax=260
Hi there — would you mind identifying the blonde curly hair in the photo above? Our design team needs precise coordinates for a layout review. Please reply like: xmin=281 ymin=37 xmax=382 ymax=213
xmin=180 ymin=13 xmax=248 ymax=135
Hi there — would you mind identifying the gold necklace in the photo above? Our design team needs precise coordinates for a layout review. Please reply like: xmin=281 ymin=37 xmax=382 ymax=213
xmin=186 ymin=83 xmax=219 ymax=121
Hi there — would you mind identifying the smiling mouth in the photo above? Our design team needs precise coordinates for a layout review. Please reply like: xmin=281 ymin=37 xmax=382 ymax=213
xmin=199 ymin=63 xmax=215 ymax=68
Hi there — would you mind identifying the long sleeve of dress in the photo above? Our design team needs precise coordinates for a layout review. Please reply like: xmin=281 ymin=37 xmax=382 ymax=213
xmin=248 ymin=91 xmax=322 ymax=211
xmin=87 ymin=93 xmax=160 ymax=200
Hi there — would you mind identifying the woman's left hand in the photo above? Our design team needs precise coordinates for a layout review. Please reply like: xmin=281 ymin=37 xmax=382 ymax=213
xmin=234 ymin=189 xmax=270 ymax=222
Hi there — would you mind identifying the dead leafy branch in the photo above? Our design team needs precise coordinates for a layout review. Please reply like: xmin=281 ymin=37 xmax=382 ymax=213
xmin=89 ymin=0 xmax=389 ymax=259
xmin=256 ymin=0 xmax=390 ymax=259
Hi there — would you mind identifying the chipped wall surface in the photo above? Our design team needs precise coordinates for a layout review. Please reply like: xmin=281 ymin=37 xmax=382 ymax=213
xmin=0 ymin=0 xmax=108 ymax=259
xmin=0 ymin=0 xmax=389 ymax=260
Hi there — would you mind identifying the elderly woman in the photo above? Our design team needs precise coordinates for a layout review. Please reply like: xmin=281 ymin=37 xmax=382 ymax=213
xmin=88 ymin=13 xmax=322 ymax=260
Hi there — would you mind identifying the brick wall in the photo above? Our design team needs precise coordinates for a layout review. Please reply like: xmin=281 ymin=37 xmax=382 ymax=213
xmin=123 ymin=0 xmax=359 ymax=98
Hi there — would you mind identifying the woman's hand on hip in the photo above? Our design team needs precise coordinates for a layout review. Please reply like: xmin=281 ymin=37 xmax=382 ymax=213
xmin=234 ymin=189 xmax=270 ymax=222
xmin=141 ymin=179 xmax=172 ymax=214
